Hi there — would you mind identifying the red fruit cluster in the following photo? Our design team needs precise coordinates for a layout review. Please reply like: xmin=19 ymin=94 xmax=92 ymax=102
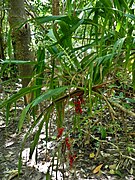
xmin=57 ymin=127 xmax=64 ymax=138
xmin=73 ymin=95 xmax=84 ymax=114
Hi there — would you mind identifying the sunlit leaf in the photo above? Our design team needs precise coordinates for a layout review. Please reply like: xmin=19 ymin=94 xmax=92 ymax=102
xmin=89 ymin=152 xmax=95 ymax=158
xmin=0 ymin=60 xmax=36 ymax=65
xmin=116 ymin=22 xmax=121 ymax=32
xmin=109 ymin=164 xmax=117 ymax=170
xmin=93 ymin=164 xmax=103 ymax=174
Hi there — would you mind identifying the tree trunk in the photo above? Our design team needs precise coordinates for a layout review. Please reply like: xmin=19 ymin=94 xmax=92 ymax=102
xmin=0 ymin=1 xmax=5 ymax=60
xmin=8 ymin=0 xmax=33 ymax=88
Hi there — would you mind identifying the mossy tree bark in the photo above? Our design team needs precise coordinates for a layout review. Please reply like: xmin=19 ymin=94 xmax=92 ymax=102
xmin=8 ymin=0 xmax=33 ymax=88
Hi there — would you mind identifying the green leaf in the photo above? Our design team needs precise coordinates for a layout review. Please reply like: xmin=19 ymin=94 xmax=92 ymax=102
xmin=6 ymin=104 xmax=10 ymax=126
xmin=125 ymin=98 xmax=135 ymax=104
xmin=18 ymin=103 xmax=32 ymax=133
xmin=120 ymin=0 xmax=130 ymax=11
xmin=100 ymin=126 xmax=107 ymax=140
xmin=100 ymin=0 xmax=113 ymax=8
xmin=132 ymin=60 xmax=135 ymax=90
xmin=32 ymin=86 xmax=68 ymax=107
xmin=111 ymin=38 xmax=126 ymax=61
xmin=0 ymin=85 xmax=42 ymax=109
xmin=29 ymin=119 xmax=44 ymax=159
xmin=35 ymin=15 xmax=67 ymax=24
xmin=35 ymin=47 xmax=45 ymax=98
xmin=67 ymin=0 xmax=72 ymax=16
xmin=116 ymin=22 xmax=121 ymax=32
xmin=81 ymin=53 xmax=96 ymax=69
xmin=71 ymin=18 xmax=84 ymax=32
xmin=124 ymin=14 xmax=135 ymax=20
xmin=0 ymin=60 xmax=37 ymax=65
xmin=18 ymin=111 xmax=44 ymax=174
xmin=29 ymin=107 xmax=52 ymax=159
xmin=53 ymin=21 xmax=73 ymax=49
xmin=34 ymin=15 xmax=78 ymax=25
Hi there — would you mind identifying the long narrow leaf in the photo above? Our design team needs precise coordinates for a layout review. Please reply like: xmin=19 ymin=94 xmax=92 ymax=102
xmin=18 ymin=111 xmax=44 ymax=174
xmin=32 ymin=86 xmax=68 ymax=107
xmin=29 ymin=119 xmax=45 ymax=159
xmin=18 ymin=103 xmax=32 ymax=133
xmin=0 ymin=85 xmax=42 ymax=108
xmin=0 ymin=60 xmax=37 ymax=65
xmin=29 ymin=106 xmax=52 ymax=159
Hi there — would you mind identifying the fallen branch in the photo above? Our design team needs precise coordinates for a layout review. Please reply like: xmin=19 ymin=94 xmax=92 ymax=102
xmin=109 ymin=101 xmax=135 ymax=117
xmin=90 ymin=135 xmax=135 ymax=162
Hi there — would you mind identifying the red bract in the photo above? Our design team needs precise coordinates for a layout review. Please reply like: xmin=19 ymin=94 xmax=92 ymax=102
xmin=65 ymin=137 xmax=71 ymax=150
xmin=57 ymin=127 xmax=64 ymax=138
xmin=75 ymin=106 xmax=82 ymax=114
xmin=74 ymin=99 xmax=81 ymax=106
xmin=73 ymin=95 xmax=84 ymax=114
xmin=74 ymin=99 xmax=82 ymax=114
xmin=69 ymin=154 xmax=76 ymax=168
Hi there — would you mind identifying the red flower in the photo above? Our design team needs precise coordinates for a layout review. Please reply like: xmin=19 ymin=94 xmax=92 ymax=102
xmin=69 ymin=154 xmax=76 ymax=168
xmin=57 ymin=127 xmax=64 ymax=138
xmin=65 ymin=137 xmax=71 ymax=150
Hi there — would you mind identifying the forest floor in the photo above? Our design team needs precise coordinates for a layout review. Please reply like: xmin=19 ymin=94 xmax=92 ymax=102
xmin=0 ymin=82 xmax=135 ymax=180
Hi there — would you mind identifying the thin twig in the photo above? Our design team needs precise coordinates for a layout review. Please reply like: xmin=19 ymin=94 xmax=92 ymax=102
xmin=122 ymin=155 xmax=135 ymax=161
